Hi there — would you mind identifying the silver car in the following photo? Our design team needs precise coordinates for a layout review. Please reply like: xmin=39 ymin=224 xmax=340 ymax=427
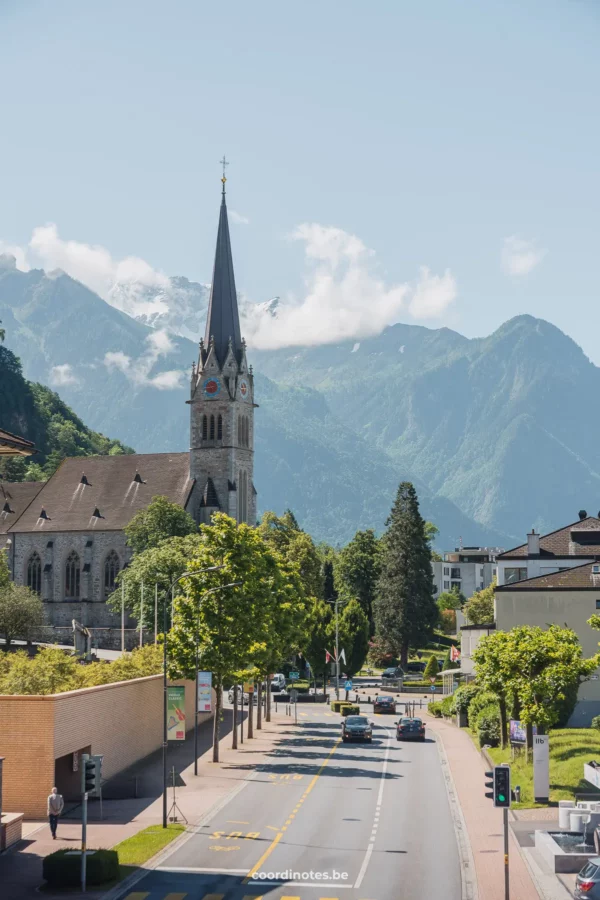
xmin=575 ymin=858 xmax=600 ymax=898
xmin=227 ymin=687 xmax=257 ymax=705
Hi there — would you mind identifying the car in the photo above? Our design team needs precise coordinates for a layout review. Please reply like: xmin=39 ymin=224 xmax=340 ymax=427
xmin=396 ymin=717 xmax=426 ymax=741
xmin=227 ymin=687 xmax=257 ymax=705
xmin=270 ymin=673 xmax=286 ymax=692
xmin=373 ymin=695 xmax=396 ymax=714
xmin=341 ymin=715 xmax=373 ymax=743
xmin=575 ymin=858 xmax=600 ymax=898
xmin=381 ymin=666 xmax=404 ymax=683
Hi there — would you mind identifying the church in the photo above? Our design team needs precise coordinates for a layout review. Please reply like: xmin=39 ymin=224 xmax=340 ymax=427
xmin=1 ymin=174 xmax=256 ymax=634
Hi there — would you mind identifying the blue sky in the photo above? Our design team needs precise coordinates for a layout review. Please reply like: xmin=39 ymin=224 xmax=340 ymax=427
xmin=1 ymin=0 xmax=599 ymax=357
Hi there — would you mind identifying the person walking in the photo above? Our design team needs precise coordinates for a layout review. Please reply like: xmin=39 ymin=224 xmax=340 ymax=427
xmin=47 ymin=787 xmax=64 ymax=840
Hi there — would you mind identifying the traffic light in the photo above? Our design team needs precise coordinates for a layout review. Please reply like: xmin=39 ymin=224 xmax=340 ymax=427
xmin=494 ymin=765 xmax=511 ymax=808
xmin=81 ymin=754 xmax=102 ymax=796
xmin=484 ymin=765 xmax=511 ymax=807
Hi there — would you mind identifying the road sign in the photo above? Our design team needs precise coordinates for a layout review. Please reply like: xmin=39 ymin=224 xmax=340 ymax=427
xmin=431 ymin=685 xmax=437 ymax=693
xmin=429 ymin=676 xmax=436 ymax=684
xmin=290 ymin=689 xmax=298 ymax=702
xmin=344 ymin=680 xmax=353 ymax=691
xmin=289 ymin=671 xmax=299 ymax=680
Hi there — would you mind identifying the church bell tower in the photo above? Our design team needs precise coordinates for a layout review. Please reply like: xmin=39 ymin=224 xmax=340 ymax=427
xmin=189 ymin=165 xmax=256 ymax=525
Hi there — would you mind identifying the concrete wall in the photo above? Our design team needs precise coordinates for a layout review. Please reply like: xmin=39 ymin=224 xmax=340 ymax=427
xmin=495 ymin=588 xmax=600 ymax=724
xmin=496 ymin=556 xmax=594 ymax=587
xmin=0 ymin=675 xmax=214 ymax=818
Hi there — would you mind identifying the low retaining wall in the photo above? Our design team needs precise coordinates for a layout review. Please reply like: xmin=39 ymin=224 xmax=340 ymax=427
xmin=31 ymin=626 xmax=153 ymax=651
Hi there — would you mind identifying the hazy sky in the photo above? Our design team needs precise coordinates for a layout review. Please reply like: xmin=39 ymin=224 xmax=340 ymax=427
xmin=1 ymin=1 xmax=599 ymax=357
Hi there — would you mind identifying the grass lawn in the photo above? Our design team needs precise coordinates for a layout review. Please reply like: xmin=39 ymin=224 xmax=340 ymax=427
xmin=486 ymin=729 xmax=600 ymax=806
xmin=113 ymin=824 xmax=186 ymax=867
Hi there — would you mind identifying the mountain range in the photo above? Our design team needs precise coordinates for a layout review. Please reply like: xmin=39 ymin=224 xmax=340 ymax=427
xmin=1 ymin=252 xmax=595 ymax=548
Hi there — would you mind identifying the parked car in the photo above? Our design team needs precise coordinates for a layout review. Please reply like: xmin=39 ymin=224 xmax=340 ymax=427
xmin=575 ymin=858 xmax=600 ymax=898
xmin=227 ymin=687 xmax=257 ymax=705
xmin=396 ymin=717 xmax=426 ymax=741
xmin=270 ymin=674 xmax=286 ymax=692
xmin=373 ymin=695 xmax=396 ymax=714
xmin=341 ymin=715 xmax=373 ymax=743
xmin=381 ymin=666 xmax=404 ymax=684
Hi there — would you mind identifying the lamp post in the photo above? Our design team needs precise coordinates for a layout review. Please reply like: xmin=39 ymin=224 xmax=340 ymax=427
xmin=193 ymin=581 xmax=242 ymax=775
xmin=326 ymin=597 xmax=348 ymax=700
xmin=161 ymin=565 xmax=223 ymax=828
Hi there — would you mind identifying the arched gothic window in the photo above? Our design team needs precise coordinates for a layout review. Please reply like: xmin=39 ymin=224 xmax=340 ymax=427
xmin=104 ymin=550 xmax=120 ymax=598
xmin=244 ymin=416 xmax=249 ymax=447
xmin=27 ymin=552 xmax=42 ymax=595
xmin=217 ymin=414 xmax=223 ymax=440
xmin=65 ymin=550 xmax=81 ymax=600
xmin=238 ymin=469 xmax=248 ymax=523
xmin=210 ymin=415 xmax=215 ymax=440
xmin=202 ymin=415 xmax=208 ymax=440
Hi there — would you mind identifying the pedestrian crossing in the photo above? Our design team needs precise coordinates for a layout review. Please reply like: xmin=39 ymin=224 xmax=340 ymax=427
xmin=123 ymin=894 xmax=363 ymax=900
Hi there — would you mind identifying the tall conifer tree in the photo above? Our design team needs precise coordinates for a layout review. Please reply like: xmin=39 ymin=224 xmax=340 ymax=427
xmin=374 ymin=482 xmax=437 ymax=667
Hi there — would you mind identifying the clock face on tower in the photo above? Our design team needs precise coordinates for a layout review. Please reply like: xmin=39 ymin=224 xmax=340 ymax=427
xmin=202 ymin=376 xmax=221 ymax=398
xmin=239 ymin=378 xmax=249 ymax=400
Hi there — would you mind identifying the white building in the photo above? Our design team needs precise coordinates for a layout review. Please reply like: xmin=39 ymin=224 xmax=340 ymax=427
xmin=432 ymin=547 xmax=501 ymax=600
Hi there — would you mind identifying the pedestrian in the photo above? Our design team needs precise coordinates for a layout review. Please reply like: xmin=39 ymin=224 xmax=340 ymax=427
xmin=47 ymin=786 xmax=64 ymax=840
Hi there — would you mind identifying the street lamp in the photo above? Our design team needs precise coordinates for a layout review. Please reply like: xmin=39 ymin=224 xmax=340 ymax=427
xmin=193 ymin=581 xmax=242 ymax=775
xmin=161 ymin=565 xmax=224 ymax=828
xmin=326 ymin=597 xmax=349 ymax=700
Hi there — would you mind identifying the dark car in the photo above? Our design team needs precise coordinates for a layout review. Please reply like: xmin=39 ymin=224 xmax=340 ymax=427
xmin=373 ymin=695 xmax=396 ymax=714
xmin=381 ymin=666 xmax=404 ymax=684
xmin=396 ymin=717 xmax=426 ymax=741
xmin=575 ymin=858 xmax=600 ymax=898
xmin=342 ymin=715 xmax=373 ymax=743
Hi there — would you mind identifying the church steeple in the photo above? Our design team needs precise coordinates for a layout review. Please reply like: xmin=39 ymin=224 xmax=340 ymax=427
xmin=204 ymin=160 xmax=243 ymax=368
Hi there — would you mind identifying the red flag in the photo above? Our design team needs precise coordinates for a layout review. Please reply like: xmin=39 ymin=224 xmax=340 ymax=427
xmin=325 ymin=650 xmax=332 ymax=663
xmin=450 ymin=645 xmax=460 ymax=662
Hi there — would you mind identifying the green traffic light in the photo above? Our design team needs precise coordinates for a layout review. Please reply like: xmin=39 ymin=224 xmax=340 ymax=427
xmin=498 ymin=794 xmax=506 ymax=802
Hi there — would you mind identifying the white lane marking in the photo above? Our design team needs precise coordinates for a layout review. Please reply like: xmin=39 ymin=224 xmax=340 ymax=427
xmin=157 ymin=866 xmax=248 ymax=873
xmin=354 ymin=726 xmax=392 ymax=889
xmin=248 ymin=883 xmax=354 ymax=888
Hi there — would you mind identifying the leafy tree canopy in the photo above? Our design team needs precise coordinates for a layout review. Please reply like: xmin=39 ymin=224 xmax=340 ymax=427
xmin=125 ymin=495 xmax=197 ymax=555
xmin=258 ymin=510 xmax=324 ymax=600
xmin=335 ymin=529 xmax=380 ymax=631
xmin=464 ymin=580 xmax=496 ymax=625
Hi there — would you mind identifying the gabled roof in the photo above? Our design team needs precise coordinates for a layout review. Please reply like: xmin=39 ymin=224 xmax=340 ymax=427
xmin=496 ymin=561 xmax=600 ymax=591
xmin=0 ymin=428 xmax=36 ymax=457
xmin=204 ymin=185 xmax=243 ymax=367
xmin=498 ymin=516 xmax=600 ymax=559
xmin=0 ymin=481 xmax=44 ymax=550
xmin=8 ymin=453 xmax=194 ymax=533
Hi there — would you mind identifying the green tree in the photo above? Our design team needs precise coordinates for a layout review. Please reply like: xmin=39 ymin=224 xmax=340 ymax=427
xmin=125 ymin=496 xmax=197 ymax=555
xmin=335 ymin=529 xmax=380 ymax=633
xmin=437 ymin=587 xmax=465 ymax=612
xmin=442 ymin=647 xmax=460 ymax=671
xmin=0 ymin=581 xmax=44 ymax=648
xmin=470 ymin=629 xmax=512 ymax=747
xmin=303 ymin=599 xmax=334 ymax=687
xmin=373 ymin=482 xmax=437 ymax=667
xmin=167 ymin=514 xmax=297 ymax=761
xmin=424 ymin=653 xmax=439 ymax=680
xmin=464 ymin=580 xmax=496 ymax=625
xmin=338 ymin=598 xmax=370 ymax=676
xmin=258 ymin=510 xmax=324 ymax=600
xmin=425 ymin=521 xmax=442 ymax=561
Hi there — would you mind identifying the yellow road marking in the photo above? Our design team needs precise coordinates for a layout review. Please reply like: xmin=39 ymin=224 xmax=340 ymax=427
xmin=266 ymin=825 xmax=279 ymax=832
xmin=227 ymin=820 xmax=250 ymax=824
xmin=245 ymin=738 xmax=341 ymax=881
xmin=242 ymin=896 xmax=263 ymax=900
xmin=280 ymin=896 xmax=300 ymax=900
xmin=201 ymin=895 xmax=224 ymax=900
xmin=123 ymin=894 xmax=149 ymax=900
xmin=164 ymin=894 xmax=188 ymax=900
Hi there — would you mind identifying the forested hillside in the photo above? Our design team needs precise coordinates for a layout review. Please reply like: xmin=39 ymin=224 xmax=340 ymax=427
xmin=0 ymin=325 xmax=133 ymax=482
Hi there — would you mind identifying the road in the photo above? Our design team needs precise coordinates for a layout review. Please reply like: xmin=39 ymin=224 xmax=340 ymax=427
xmin=115 ymin=705 xmax=461 ymax=900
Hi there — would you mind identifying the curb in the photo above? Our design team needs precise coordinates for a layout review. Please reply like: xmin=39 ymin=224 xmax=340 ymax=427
xmin=433 ymin=728 xmax=479 ymax=900
xmin=519 ymin=846 xmax=573 ymax=900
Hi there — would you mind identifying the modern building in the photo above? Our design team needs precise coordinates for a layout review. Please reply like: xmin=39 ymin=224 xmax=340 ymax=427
xmin=496 ymin=513 xmax=600 ymax=586
xmin=495 ymin=562 xmax=600 ymax=725
xmin=432 ymin=547 xmax=501 ymax=599
xmin=1 ymin=175 xmax=256 ymax=636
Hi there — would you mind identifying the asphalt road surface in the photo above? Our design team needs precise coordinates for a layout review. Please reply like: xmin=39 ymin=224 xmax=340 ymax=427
xmin=116 ymin=706 xmax=461 ymax=900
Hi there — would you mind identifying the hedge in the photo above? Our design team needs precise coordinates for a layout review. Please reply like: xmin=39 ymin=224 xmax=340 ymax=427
xmin=475 ymin=704 xmax=501 ymax=747
xmin=452 ymin=683 xmax=481 ymax=715
xmin=341 ymin=704 xmax=360 ymax=716
xmin=43 ymin=849 xmax=119 ymax=887
xmin=593 ymin=716 xmax=600 ymax=731
xmin=331 ymin=700 xmax=352 ymax=712
xmin=440 ymin=695 xmax=455 ymax=717
xmin=428 ymin=701 xmax=443 ymax=718
xmin=468 ymin=690 xmax=499 ymax=732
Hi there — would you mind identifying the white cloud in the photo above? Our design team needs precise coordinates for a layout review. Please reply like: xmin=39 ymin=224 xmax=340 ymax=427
xmin=103 ymin=329 xmax=184 ymax=390
xmin=0 ymin=242 xmax=30 ymax=272
xmin=49 ymin=363 xmax=79 ymax=386
xmin=229 ymin=210 xmax=250 ymax=225
xmin=502 ymin=235 xmax=547 ymax=276
xmin=244 ymin=223 xmax=457 ymax=349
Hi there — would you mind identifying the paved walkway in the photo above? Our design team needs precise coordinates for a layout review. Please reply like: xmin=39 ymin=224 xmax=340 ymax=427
xmin=425 ymin=713 xmax=542 ymax=900
xmin=0 ymin=704 xmax=297 ymax=900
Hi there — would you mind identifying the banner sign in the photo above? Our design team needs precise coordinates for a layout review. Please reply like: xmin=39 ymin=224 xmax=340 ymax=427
xmin=509 ymin=719 xmax=537 ymax=744
xmin=533 ymin=735 xmax=550 ymax=802
xmin=198 ymin=672 xmax=212 ymax=713
xmin=167 ymin=686 xmax=186 ymax=740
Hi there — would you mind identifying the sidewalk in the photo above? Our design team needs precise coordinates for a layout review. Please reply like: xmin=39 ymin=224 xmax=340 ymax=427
xmin=425 ymin=713 xmax=543 ymax=900
xmin=0 ymin=704 xmax=296 ymax=900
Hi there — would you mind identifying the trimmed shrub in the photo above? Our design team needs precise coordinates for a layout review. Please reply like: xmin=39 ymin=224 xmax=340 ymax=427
xmin=43 ymin=849 xmax=119 ymax=887
xmin=468 ymin=690 xmax=499 ymax=732
xmin=475 ymin=704 xmax=501 ymax=747
xmin=331 ymin=700 xmax=352 ymax=712
xmin=592 ymin=716 xmax=600 ymax=731
xmin=453 ymin=684 xmax=481 ymax=715
xmin=428 ymin=701 xmax=443 ymax=718
xmin=341 ymin=704 xmax=360 ymax=716
xmin=440 ymin=695 xmax=456 ymax=717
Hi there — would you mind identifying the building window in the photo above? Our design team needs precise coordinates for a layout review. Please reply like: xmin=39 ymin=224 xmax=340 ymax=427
xmin=104 ymin=550 xmax=120 ymax=599
xmin=443 ymin=567 xmax=449 ymax=576
xmin=451 ymin=581 xmax=461 ymax=590
xmin=65 ymin=551 xmax=81 ymax=600
xmin=596 ymin=600 xmax=600 ymax=609
xmin=202 ymin=415 xmax=208 ymax=440
xmin=451 ymin=567 xmax=461 ymax=579
xmin=443 ymin=580 xmax=450 ymax=590
xmin=27 ymin=552 xmax=42 ymax=595
xmin=505 ymin=567 xmax=528 ymax=584
xmin=217 ymin=414 xmax=223 ymax=440
xmin=209 ymin=415 xmax=215 ymax=440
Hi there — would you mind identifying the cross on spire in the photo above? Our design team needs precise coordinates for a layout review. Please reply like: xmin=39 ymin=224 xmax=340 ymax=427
xmin=220 ymin=155 xmax=229 ymax=192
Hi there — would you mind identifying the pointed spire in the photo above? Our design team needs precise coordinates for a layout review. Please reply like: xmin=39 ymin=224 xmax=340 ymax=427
xmin=204 ymin=159 xmax=243 ymax=367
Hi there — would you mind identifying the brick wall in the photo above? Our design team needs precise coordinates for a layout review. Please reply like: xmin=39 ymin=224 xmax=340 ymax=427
xmin=0 ymin=676 xmax=214 ymax=818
